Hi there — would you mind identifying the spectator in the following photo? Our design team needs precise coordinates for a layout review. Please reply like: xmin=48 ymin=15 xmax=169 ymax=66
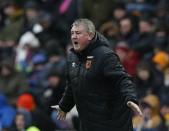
xmin=153 ymin=26 xmax=168 ymax=53
xmin=15 ymin=31 xmax=40 ymax=73
xmin=10 ymin=112 xmax=30 ymax=131
xmin=28 ymin=52 xmax=47 ymax=90
xmin=160 ymin=99 xmax=169 ymax=130
xmin=135 ymin=61 xmax=157 ymax=98
xmin=0 ymin=60 xmax=28 ymax=105
xmin=0 ymin=2 xmax=24 ymax=41
xmin=115 ymin=41 xmax=141 ymax=76
xmin=133 ymin=94 xmax=163 ymax=131
xmin=17 ymin=93 xmax=56 ymax=131
xmin=132 ymin=18 xmax=154 ymax=59
xmin=99 ymin=21 xmax=119 ymax=49
xmin=0 ymin=93 xmax=16 ymax=130
xmin=22 ymin=0 xmax=40 ymax=32
xmin=40 ymin=70 xmax=66 ymax=114
xmin=119 ymin=17 xmax=139 ymax=47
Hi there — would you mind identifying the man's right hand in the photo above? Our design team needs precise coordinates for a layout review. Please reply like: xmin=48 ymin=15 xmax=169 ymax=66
xmin=51 ymin=105 xmax=67 ymax=120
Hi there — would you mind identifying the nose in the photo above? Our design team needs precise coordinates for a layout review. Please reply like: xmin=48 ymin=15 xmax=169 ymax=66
xmin=71 ymin=33 xmax=77 ymax=39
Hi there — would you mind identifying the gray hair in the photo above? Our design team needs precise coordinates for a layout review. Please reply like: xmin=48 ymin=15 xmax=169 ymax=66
xmin=72 ymin=18 xmax=96 ymax=34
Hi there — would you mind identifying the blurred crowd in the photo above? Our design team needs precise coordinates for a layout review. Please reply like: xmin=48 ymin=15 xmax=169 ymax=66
xmin=0 ymin=0 xmax=169 ymax=131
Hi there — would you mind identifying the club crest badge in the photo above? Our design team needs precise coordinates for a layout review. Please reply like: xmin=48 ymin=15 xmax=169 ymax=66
xmin=72 ymin=62 xmax=76 ymax=67
xmin=85 ymin=56 xmax=94 ymax=69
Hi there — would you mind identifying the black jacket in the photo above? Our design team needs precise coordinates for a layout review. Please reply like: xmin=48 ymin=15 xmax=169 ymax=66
xmin=59 ymin=32 xmax=138 ymax=131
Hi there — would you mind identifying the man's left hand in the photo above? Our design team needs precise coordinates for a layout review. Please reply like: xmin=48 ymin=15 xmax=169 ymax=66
xmin=127 ymin=101 xmax=142 ymax=116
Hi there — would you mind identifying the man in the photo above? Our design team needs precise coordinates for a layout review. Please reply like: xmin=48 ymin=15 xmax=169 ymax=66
xmin=52 ymin=18 xmax=142 ymax=131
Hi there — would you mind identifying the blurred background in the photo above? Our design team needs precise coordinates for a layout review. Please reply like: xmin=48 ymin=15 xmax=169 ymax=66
xmin=0 ymin=0 xmax=169 ymax=130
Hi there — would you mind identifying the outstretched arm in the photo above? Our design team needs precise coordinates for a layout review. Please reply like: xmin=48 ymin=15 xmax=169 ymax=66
xmin=103 ymin=52 xmax=142 ymax=116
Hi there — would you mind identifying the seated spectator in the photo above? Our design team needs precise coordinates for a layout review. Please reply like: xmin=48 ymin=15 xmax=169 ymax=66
xmin=115 ymin=41 xmax=141 ymax=76
xmin=0 ymin=93 xmax=16 ymax=130
xmin=133 ymin=94 xmax=163 ymax=131
xmin=155 ymin=5 xmax=169 ymax=29
xmin=28 ymin=53 xmax=47 ymax=90
xmin=10 ymin=110 xmax=40 ymax=131
xmin=10 ymin=112 xmax=29 ymax=131
xmin=0 ymin=1 xmax=23 ymax=61
xmin=118 ymin=17 xmax=139 ymax=47
xmin=0 ymin=1 xmax=24 ymax=41
xmin=158 ymin=67 xmax=169 ymax=108
xmin=99 ymin=21 xmax=119 ymax=49
xmin=22 ymin=0 xmax=40 ymax=32
xmin=153 ymin=26 xmax=168 ymax=53
xmin=17 ymin=93 xmax=56 ymax=131
xmin=112 ymin=2 xmax=127 ymax=22
xmin=0 ymin=60 xmax=28 ymax=105
xmin=40 ymin=70 xmax=66 ymax=114
xmin=160 ymin=99 xmax=169 ymax=130
xmin=15 ymin=31 xmax=40 ymax=73
xmin=135 ymin=61 xmax=157 ymax=99
xmin=132 ymin=17 xmax=154 ymax=59
xmin=44 ymin=39 xmax=66 ymax=78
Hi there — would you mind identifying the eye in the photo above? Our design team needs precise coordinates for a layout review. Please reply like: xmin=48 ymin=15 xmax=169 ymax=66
xmin=76 ymin=31 xmax=81 ymax=35
xmin=71 ymin=31 xmax=74 ymax=35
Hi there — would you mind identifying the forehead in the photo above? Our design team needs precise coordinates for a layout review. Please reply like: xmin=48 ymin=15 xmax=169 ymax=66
xmin=71 ymin=24 xmax=86 ymax=32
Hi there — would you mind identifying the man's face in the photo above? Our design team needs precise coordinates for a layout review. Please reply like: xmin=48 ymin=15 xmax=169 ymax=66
xmin=71 ymin=24 xmax=91 ymax=52
xmin=1 ymin=66 xmax=11 ymax=76
xmin=139 ymin=21 xmax=152 ymax=33
xmin=113 ymin=9 xmax=126 ymax=20
xmin=120 ymin=19 xmax=132 ymax=34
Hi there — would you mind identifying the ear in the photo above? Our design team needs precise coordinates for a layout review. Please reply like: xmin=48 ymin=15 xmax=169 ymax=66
xmin=88 ymin=33 xmax=94 ymax=41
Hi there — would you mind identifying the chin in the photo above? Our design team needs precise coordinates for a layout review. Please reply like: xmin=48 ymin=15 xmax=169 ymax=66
xmin=74 ymin=47 xmax=83 ymax=52
xmin=74 ymin=49 xmax=81 ymax=52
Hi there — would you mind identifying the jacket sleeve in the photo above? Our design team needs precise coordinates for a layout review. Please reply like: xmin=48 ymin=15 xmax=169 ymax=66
xmin=59 ymin=61 xmax=75 ymax=113
xmin=102 ymin=52 xmax=138 ymax=105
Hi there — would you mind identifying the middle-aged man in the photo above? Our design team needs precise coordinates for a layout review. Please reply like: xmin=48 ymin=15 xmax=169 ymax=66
xmin=52 ymin=18 xmax=142 ymax=131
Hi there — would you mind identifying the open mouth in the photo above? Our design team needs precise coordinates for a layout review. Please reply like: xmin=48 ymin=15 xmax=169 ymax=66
xmin=74 ymin=41 xmax=78 ymax=45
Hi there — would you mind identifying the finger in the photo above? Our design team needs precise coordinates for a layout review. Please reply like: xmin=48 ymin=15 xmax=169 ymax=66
xmin=61 ymin=113 xmax=66 ymax=120
xmin=128 ymin=102 xmax=143 ymax=116
xmin=58 ymin=116 xmax=62 ymax=120
xmin=135 ymin=107 xmax=143 ymax=116
xmin=57 ymin=112 xmax=65 ymax=120
xmin=131 ymin=105 xmax=143 ymax=116
xmin=60 ymin=116 xmax=64 ymax=121
xmin=51 ymin=105 xmax=59 ymax=109
xmin=62 ymin=115 xmax=66 ymax=120
xmin=57 ymin=112 xmax=61 ymax=118
xmin=58 ymin=114 xmax=65 ymax=121
xmin=57 ymin=113 xmax=62 ymax=120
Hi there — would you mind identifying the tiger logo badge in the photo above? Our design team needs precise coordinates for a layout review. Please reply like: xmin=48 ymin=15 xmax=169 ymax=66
xmin=85 ymin=56 xmax=94 ymax=69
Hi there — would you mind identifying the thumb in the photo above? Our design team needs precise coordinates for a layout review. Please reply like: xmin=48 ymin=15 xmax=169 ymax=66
xmin=127 ymin=101 xmax=143 ymax=117
xmin=51 ymin=105 xmax=59 ymax=110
